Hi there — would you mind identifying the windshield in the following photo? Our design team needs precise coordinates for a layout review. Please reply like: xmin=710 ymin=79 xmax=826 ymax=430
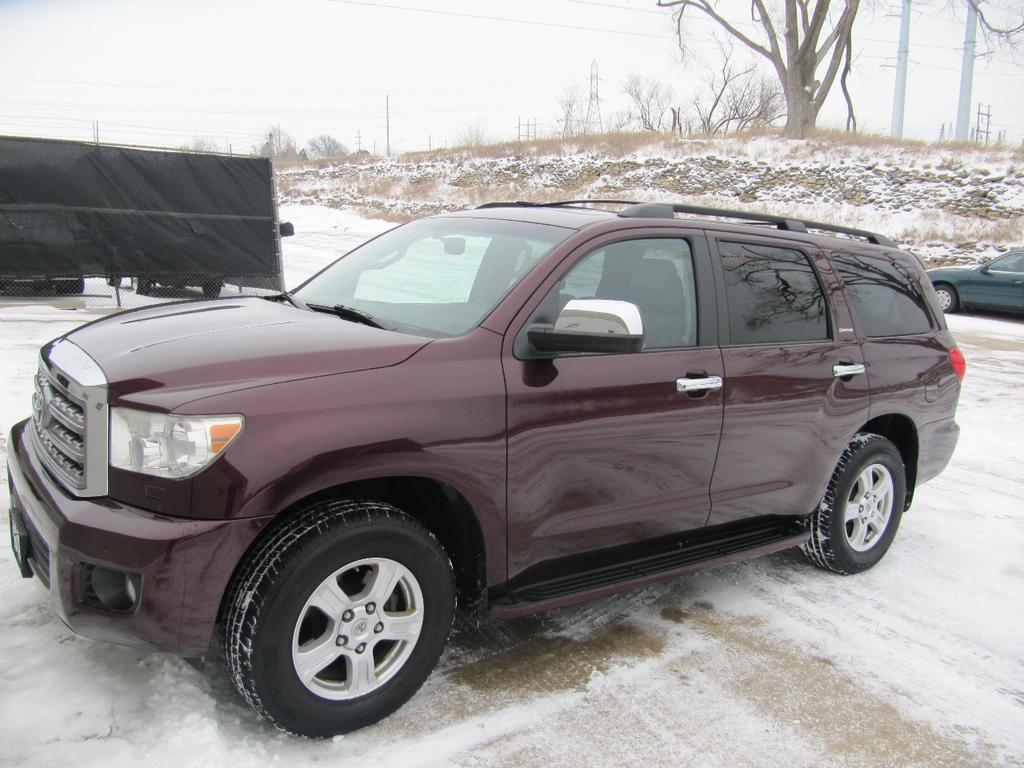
xmin=294 ymin=217 xmax=570 ymax=337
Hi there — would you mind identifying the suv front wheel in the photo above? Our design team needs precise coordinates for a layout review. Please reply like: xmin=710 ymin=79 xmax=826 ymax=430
xmin=803 ymin=433 xmax=906 ymax=574
xmin=222 ymin=499 xmax=455 ymax=737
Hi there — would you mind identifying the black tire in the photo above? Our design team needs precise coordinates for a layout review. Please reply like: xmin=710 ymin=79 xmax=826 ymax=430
xmin=222 ymin=499 xmax=455 ymax=738
xmin=933 ymin=283 xmax=959 ymax=313
xmin=803 ymin=433 xmax=906 ymax=575
xmin=135 ymin=277 xmax=153 ymax=296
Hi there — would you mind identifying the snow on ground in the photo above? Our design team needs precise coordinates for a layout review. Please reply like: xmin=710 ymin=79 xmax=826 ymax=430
xmin=1 ymin=206 xmax=1022 ymax=767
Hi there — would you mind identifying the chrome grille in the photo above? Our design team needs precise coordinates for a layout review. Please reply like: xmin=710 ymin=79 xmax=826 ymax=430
xmin=29 ymin=340 xmax=108 ymax=497
xmin=33 ymin=368 xmax=88 ymax=489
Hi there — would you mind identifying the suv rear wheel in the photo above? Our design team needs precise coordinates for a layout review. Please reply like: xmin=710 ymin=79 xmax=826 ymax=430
xmin=803 ymin=434 xmax=906 ymax=574
xmin=222 ymin=499 xmax=455 ymax=737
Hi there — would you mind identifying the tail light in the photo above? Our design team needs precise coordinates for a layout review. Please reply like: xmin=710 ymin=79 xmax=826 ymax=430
xmin=949 ymin=348 xmax=966 ymax=380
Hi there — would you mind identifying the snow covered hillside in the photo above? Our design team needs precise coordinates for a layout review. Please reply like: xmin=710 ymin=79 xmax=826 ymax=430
xmin=278 ymin=136 xmax=1024 ymax=266
xmin=0 ymin=205 xmax=1021 ymax=767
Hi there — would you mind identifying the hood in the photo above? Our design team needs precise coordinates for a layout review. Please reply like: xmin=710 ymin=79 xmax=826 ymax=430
xmin=65 ymin=297 xmax=431 ymax=409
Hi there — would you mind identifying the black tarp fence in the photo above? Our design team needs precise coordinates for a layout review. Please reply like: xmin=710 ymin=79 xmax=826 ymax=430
xmin=0 ymin=135 xmax=283 ymax=290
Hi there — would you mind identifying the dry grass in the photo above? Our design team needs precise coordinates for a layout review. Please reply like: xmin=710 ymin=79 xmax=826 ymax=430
xmin=396 ymin=127 xmax=1021 ymax=164
xmin=400 ymin=131 xmax=679 ymax=162
xmin=903 ymin=216 xmax=1024 ymax=245
xmin=276 ymin=128 xmax=1021 ymax=174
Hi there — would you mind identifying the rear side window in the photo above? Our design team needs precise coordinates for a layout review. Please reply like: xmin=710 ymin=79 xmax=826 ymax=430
xmin=831 ymin=252 xmax=933 ymax=337
xmin=719 ymin=241 xmax=829 ymax=345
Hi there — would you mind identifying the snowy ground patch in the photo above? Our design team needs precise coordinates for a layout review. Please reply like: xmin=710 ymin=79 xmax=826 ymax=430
xmin=1 ymin=206 xmax=1022 ymax=767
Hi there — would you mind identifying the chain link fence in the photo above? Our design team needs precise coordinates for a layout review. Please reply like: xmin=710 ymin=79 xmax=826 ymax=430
xmin=0 ymin=273 xmax=281 ymax=309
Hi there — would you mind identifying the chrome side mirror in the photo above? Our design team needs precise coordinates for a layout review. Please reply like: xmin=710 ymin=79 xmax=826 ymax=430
xmin=528 ymin=299 xmax=644 ymax=356
xmin=554 ymin=299 xmax=644 ymax=335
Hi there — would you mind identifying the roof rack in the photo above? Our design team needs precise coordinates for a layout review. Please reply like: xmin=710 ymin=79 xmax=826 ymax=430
xmin=476 ymin=199 xmax=641 ymax=210
xmin=476 ymin=200 xmax=895 ymax=248
xmin=614 ymin=203 xmax=896 ymax=247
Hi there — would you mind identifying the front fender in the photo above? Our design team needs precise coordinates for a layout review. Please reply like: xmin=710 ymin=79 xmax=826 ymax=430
xmin=183 ymin=329 xmax=508 ymax=582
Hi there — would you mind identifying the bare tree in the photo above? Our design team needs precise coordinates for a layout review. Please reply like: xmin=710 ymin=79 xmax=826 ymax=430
xmin=689 ymin=46 xmax=785 ymax=135
xmin=622 ymin=74 xmax=675 ymax=132
xmin=964 ymin=0 xmax=1024 ymax=42
xmin=256 ymin=126 xmax=300 ymax=160
xmin=557 ymin=82 xmax=585 ymax=137
xmin=180 ymin=136 xmax=220 ymax=153
xmin=658 ymin=0 xmax=859 ymax=138
xmin=306 ymin=134 xmax=348 ymax=159
xmin=455 ymin=118 xmax=489 ymax=147
xmin=606 ymin=109 xmax=636 ymax=132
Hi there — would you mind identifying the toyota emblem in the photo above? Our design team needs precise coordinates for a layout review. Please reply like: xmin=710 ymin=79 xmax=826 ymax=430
xmin=31 ymin=391 xmax=44 ymax=425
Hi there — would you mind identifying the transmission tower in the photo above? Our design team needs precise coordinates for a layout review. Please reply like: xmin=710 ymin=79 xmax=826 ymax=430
xmin=584 ymin=60 xmax=603 ymax=134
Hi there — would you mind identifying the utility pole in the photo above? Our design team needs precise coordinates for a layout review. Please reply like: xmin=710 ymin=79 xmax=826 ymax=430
xmin=385 ymin=95 xmax=391 ymax=158
xmin=93 ymin=120 xmax=99 ymax=144
xmin=519 ymin=116 xmax=539 ymax=141
xmin=955 ymin=0 xmax=978 ymax=141
xmin=975 ymin=103 xmax=992 ymax=144
xmin=356 ymin=130 xmax=362 ymax=152
xmin=890 ymin=0 xmax=911 ymax=138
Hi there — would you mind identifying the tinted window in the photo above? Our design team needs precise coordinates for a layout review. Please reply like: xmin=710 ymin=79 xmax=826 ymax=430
xmin=831 ymin=252 xmax=933 ymax=337
xmin=719 ymin=241 xmax=829 ymax=344
xmin=556 ymin=238 xmax=697 ymax=349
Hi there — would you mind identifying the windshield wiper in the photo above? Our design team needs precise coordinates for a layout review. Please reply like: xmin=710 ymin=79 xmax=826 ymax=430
xmin=307 ymin=302 xmax=387 ymax=329
xmin=276 ymin=291 xmax=310 ymax=311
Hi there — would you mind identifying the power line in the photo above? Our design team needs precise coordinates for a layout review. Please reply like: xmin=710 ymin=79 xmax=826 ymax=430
xmin=0 ymin=114 xmax=265 ymax=138
xmin=0 ymin=96 xmax=558 ymax=117
xmin=0 ymin=75 xmax=563 ymax=95
xmin=326 ymin=0 xmax=675 ymax=38
xmin=559 ymin=0 xmax=664 ymax=14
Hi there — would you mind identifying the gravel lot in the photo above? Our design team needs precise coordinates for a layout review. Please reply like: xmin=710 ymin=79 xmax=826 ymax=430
xmin=1 ymin=207 xmax=1021 ymax=767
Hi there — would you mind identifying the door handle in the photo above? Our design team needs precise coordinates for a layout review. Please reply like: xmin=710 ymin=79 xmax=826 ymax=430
xmin=676 ymin=376 xmax=723 ymax=393
xmin=833 ymin=363 xmax=866 ymax=378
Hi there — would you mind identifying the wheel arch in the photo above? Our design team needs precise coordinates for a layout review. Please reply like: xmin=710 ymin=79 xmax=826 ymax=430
xmin=220 ymin=475 xmax=489 ymax=625
xmin=857 ymin=413 xmax=919 ymax=510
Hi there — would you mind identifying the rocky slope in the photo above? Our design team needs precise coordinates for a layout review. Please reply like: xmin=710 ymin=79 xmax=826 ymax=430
xmin=278 ymin=136 xmax=1024 ymax=264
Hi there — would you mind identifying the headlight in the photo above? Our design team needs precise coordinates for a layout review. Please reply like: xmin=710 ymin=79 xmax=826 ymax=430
xmin=109 ymin=407 xmax=244 ymax=479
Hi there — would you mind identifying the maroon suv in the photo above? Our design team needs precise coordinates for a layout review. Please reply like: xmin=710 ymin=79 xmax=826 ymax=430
xmin=7 ymin=201 xmax=964 ymax=737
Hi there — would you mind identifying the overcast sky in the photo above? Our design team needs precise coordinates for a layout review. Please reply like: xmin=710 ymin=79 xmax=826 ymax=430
xmin=1 ymin=0 xmax=1021 ymax=154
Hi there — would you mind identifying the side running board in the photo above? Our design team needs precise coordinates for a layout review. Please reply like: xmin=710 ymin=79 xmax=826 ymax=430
xmin=489 ymin=516 xmax=808 ymax=617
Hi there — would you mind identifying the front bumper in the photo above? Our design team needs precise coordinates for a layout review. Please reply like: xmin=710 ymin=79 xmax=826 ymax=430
xmin=6 ymin=419 xmax=272 ymax=656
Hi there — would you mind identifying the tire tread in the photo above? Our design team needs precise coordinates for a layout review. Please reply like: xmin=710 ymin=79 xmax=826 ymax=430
xmin=221 ymin=498 xmax=447 ymax=735
xmin=802 ymin=433 xmax=895 ymax=575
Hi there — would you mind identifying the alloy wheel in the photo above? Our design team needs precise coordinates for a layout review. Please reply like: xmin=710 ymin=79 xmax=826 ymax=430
xmin=843 ymin=463 xmax=895 ymax=552
xmin=291 ymin=557 xmax=424 ymax=700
